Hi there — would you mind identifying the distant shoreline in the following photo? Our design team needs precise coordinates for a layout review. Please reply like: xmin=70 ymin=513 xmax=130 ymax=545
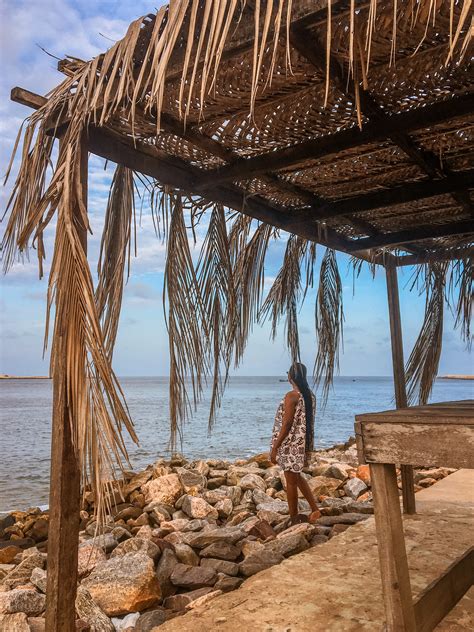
xmin=437 ymin=375 xmax=474 ymax=381
xmin=0 ymin=375 xmax=50 ymax=380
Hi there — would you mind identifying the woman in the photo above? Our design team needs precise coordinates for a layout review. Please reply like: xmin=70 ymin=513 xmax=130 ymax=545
xmin=270 ymin=362 xmax=321 ymax=525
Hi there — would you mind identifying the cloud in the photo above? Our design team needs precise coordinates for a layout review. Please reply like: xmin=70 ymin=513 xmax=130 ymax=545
xmin=126 ymin=281 xmax=160 ymax=302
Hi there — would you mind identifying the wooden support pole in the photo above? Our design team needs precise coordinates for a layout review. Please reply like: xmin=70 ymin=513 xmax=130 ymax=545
xmin=45 ymin=134 xmax=88 ymax=631
xmin=370 ymin=463 xmax=417 ymax=631
xmin=385 ymin=262 xmax=416 ymax=514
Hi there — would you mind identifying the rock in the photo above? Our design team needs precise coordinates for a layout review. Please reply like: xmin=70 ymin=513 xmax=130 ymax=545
xmin=215 ymin=499 xmax=233 ymax=519
xmin=110 ymin=538 xmax=160 ymax=561
xmin=134 ymin=608 xmax=167 ymax=631
xmin=181 ymin=497 xmax=218 ymax=520
xmin=30 ymin=568 xmax=47 ymax=593
xmin=199 ymin=541 xmax=241 ymax=561
xmin=2 ymin=552 xmax=45 ymax=590
xmin=356 ymin=465 xmax=371 ymax=485
xmin=135 ymin=525 xmax=154 ymax=540
xmin=176 ymin=468 xmax=206 ymax=492
xmin=344 ymin=500 xmax=374 ymax=514
xmin=174 ymin=543 xmax=200 ymax=566
xmin=81 ymin=553 xmax=161 ymax=617
xmin=163 ymin=587 xmax=215 ymax=612
xmin=214 ymin=574 xmax=243 ymax=592
xmin=256 ymin=509 xmax=287 ymax=526
xmin=0 ymin=546 xmax=21 ymax=565
xmin=344 ymin=478 xmax=368 ymax=500
xmin=0 ymin=590 xmax=46 ymax=616
xmin=114 ymin=506 xmax=143 ymax=521
xmin=142 ymin=475 xmax=183 ymax=506
xmin=240 ymin=539 xmax=265 ymax=558
xmin=111 ymin=526 xmax=131 ymax=542
xmin=95 ymin=533 xmax=119 ymax=554
xmin=255 ymin=500 xmax=289 ymax=514
xmin=170 ymin=563 xmax=217 ymax=589
xmin=206 ymin=477 xmax=227 ymax=490
xmin=276 ymin=523 xmax=315 ymax=539
xmin=414 ymin=467 xmax=451 ymax=483
xmin=200 ymin=557 xmax=239 ymax=576
xmin=248 ymin=519 xmax=276 ymax=540
xmin=75 ymin=586 xmax=114 ymax=632
xmin=0 ymin=613 xmax=30 ymax=632
xmin=310 ymin=534 xmax=329 ymax=546
xmin=0 ymin=564 xmax=15 ymax=580
xmin=155 ymin=549 xmax=179 ymax=599
xmin=248 ymin=453 xmax=273 ymax=469
xmin=111 ymin=612 xmax=140 ymax=631
xmin=187 ymin=527 xmax=245 ymax=549
xmin=160 ymin=519 xmax=190 ymax=532
xmin=315 ymin=513 xmax=369 ymax=526
xmin=122 ymin=468 xmax=154 ymax=498
xmin=418 ymin=477 xmax=437 ymax=488
xmin=185 ymin=589 xmax=222 ymax=610
xmin=306 ymin=476 xmax=343 ymax=498
xmin=239 ymin=474 xmax=266 ymax=491
xmin=324 ymin=463 xmax=354 ymax=481
xmin=192 ymin=460 xmax=210 ymax=477
xmin=239 ymin=549 xmax=284 ymax=577
xmin=330 ymin=524 xmax=351 ymax=536
xmin=78 ymin=542 xmax=107 ymax=578
xmin=266 ymin=533 xmax=309 ymax=558
xmin=226 ymin=511 xmax=253 ymax=526
xmin=25 ymin=519 xmax=48 ymax=542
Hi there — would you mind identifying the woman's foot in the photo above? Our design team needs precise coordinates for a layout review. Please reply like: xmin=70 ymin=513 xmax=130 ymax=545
xmin=308 ymin=509 xmax=321 ymax=524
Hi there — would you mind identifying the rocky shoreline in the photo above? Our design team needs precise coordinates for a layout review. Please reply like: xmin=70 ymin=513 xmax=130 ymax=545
xmin=0 ymin=438 xmax=456 ymax=632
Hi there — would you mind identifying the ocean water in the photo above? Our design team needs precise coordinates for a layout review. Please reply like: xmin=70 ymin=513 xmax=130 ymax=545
xmin=0 ymin=376 xmax=472 ymax=512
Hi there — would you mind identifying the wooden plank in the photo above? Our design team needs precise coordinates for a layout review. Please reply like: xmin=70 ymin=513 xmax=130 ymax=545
xmin=354 ymin=421 xmax=366 ymax=465
xmin=385 ymin=262 xmax=416 ymax=514
xmin=195 ymin=94 xmax=474 ymax=186
xmin=414 ymin=547 xmax=474 ymax=632
xmin=356 ymin=400 xmax=474 ymax=423
xmin=361 ymin=422 xmax=474 ymax=468
xmin=370 ymin=463 xmax=417 ymax=631
xmin=395 ymin=247 xmax=474 ymax=266
xmin=349 ymin=219 xmax=474 ymax=253
xmin=45 ymin=134 xmax=88 ymax=631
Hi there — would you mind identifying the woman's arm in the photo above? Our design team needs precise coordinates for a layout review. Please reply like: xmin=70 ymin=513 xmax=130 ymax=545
xmin=270 ymin=391 xmax=299 ymax=463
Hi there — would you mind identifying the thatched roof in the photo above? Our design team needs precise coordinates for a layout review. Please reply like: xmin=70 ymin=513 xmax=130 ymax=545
xmin=3 ymin=0 xmax=473 ymax=517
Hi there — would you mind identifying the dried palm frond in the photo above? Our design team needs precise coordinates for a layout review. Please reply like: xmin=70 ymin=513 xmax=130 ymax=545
xmin=314 ymin=248 xmax=344 ymax=405
xmin=163 ymin=192 xmax=208 ymax=449
xmin=96 ymin=165 xmax=136 ymax=358
xmin=405 ymin=263 xmax=447 ymax=405
xmin=447 ymin=256 xmax=473 ymax=350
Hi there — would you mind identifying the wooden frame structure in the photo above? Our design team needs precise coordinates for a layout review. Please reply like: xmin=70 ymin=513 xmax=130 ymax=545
xmin=5 ymin=1 xmax=473 ymax=630
xmin=355 ymin=401 xmax=474 ymax=631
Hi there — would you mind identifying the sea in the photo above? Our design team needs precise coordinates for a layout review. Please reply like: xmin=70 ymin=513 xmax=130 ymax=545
xmin=0 ymin=376 xmax=472 ymax=512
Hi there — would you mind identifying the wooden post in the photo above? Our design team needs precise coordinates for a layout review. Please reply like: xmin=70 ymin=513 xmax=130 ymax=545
xmin=385 ymin=262 xmax=416 ymax=514
xmin=45 ymin=134 xmax=88 ymax=631
xmin=370 ymin=463 xmax=417 ymax=631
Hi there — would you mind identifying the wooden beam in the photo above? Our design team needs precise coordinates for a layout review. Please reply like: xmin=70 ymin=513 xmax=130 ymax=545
xmin=395 ymin=246 xmax=474 ymax=266
xmin=370 ymin=463 xmax=417 ymax=631
xmin=45 ymin=133 xmax=87 ymax=631
xmin=385 ymin=262 xmax=416 ymax=514
xmin=414 ymin=547 xmax=474 ymax=632
xmin=349 ymin=219 xmax=474 ymax=252
xmin=194 ymin=94 xmax=474 ymax=187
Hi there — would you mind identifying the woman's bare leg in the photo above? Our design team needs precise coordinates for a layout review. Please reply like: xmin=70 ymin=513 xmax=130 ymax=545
xmin=284 ymin=471 xmax=299 ymax=523
xmin=296 ymin=473 xmax=321 ymax=522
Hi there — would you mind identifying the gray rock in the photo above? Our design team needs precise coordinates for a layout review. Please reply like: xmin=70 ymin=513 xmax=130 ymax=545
xmin=170 ymin=563 xmax=217 ymax=589
xmin=199 ymin=541 xmax=241 ymax=561
xmin=163 ymin=587 xmax=214 ymax=612
xmin=215 ymin=498 xmax=233 ymax=518
xmin=30 ymin=567 xmax=47 ymax=593
xmin=255 ymin=500 xmax=289 ymax=514
xmin=95 ymin=533 xmax=119 ymax=553
xmin=1 ymin=551 xmax=45 ymax=589
xmin=310 ymin=534 xmax=329 ymax=546
xmin=239 ymin=549 xmax=284 ymax=577
xmin=177 ymin=468 xmax=206 ymax=492
xmin=110 ymin=537 xmax=160 ymax=561
xmin=174 ymin=543 xmax=200 ymax=566
xmin=187 ymin=527 xmax=246 ymax=549
xmin=111 ymin=612 xmax=141 ymax=631
xmin=181 ymin=496 xmax=218 ymax=520
xmin=315 ymin=513 xmax=369 ymax=527
xmin=344 ymin=478 xmax=367 ymax=500
xmin=324 ymin=463 xmax=354 ymax=480
xmin=0 ymin=613 xmax=30 ymax=632
xmin=214 ymin=573 xmax=243 ymax=592
xmin=344 ymin=500 xmax=374 ymax=514
xmin=239 ymin=474 xmax=266 ymax=491
xmin=266 ymin=533 xmax=309 ymax=558
xmin=75 ymin=586 xmax=114 ymax=632
xmin=0 ymin=590 xmax=46 ymax=616
xmin=155 ymin=548 xmax=179 ymax=599
xmin=134 ymin=608 xmax=167 ymax=631
xmin=200 ymin=558 xmax=239 ymax=576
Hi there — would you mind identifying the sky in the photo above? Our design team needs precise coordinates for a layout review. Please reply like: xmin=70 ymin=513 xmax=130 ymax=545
xmin=0 ymin=0 xmax=472 ymax=378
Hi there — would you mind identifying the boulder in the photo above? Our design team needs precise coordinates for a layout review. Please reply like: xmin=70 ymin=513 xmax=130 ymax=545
xmin=122 ymin=469 xmax=153 ymax=498
xmin=256 ymin=509 xmax=287 ymax=526
xmin=306 ymin=476 xmax=343 ymax=498
xmin=0 ymin=613 xmax=30 ymax=632
xmin=344 ymin=500 xmax=373 ymax=514
xmin=248 ymin=519 xmax=275 ymax=540
xmin=239 ymin=474 xmax=266 ymax=492
xmin=265 ymin=533 xmax=309 ymax=558
xmin=206 ymin=477 xmax=227 ymax=490
xmin=169 ymin=563 xmax=217 ymax=589
xmin=142 ymin=475 xmax=183 ymax=506
xmin=174 ymin=543 xmax=200 ymax=566
xmin=310 ymin=534 xmax=329 ymax=546
xmin=155 ymin=548 xmax=179 ymax=599
xmin=2 ymin=552 xmax=45 ymax=590
xmin=163 ymin=587 xmax=214 ymax=612
xmin=226 ymin=511 xmax=253 ymax=526
xmin=248 ymin=453 xmax=273 ymax=469
xmin=94 ymin=533 xmax=119 ymax=554
xmin=111 ymin=612 xmax=140 ymax=631
xmin=240 ymin=539 xmax=265 ymax=558
xmin=181 ymin=497 xmax=218 ymax=520
xmin=215 ymin=499 xmax=233 ymax=519
xmin=25 ymin=519 xmax=48 ymax=542
xmin=315 ymin=513 xmax=369 ymax=527
xmin=176 ymin=468 xmax=206 ymax=492
xmin=110 ymin=538 xmax=160 ymax=562
xmin=192 ymin=461 xmax=210 ymax=477
xmin=324 ymin=463 xmax=354 ymax=481
xmin=187 ymin=527 xmax=245 ymax=549
xmin=214 ymin=574 xmax=243 ymax=592
xmin=81 ymin=553 xmax=161 ymax=617
xmin=78 ymin=542 xmax=107 ymax=578
xmin=0 ymin=546 xmax=21 ymax=565
xmin=356 ymin=465 xmax=371 ymax=485
xmin=30 ymin=568 xmax=47 ymax=593
xmin=200 ymin=558 xmax=239 ymax=576
xmin=199 ymin=541 xmax=241 ymax=561
xmin=159 ymin=519 xmax=190 ymax=532
xmin=331 ymin=524 xmax=351 ymax=536
xmin=75 ymin=586 xmax=114 ymax=632
xmin=255 ymin=500 xmax=289 ymax=514
xmin=344 ymin=478 xmax=367 ymax=500
xmin=0 ymin=590 xmax=46 ymax=616
xmin=134 ymin=608 xmax=167 ymax=631
xmin=418 ymin=477 xmax=437 ymax=488
xmin=0 ymin=564 xmax=15 ymax=580
xmin=239 ymin=549 xmax=284 ymax=577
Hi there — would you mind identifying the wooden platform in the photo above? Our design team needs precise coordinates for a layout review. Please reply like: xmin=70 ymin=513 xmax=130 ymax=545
xmin=158 ymin=470 xmax=474 ymax=631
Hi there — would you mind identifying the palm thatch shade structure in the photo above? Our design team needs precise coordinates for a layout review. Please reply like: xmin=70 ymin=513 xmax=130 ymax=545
xmin=3 ymin=0 xmax=473 ymax=629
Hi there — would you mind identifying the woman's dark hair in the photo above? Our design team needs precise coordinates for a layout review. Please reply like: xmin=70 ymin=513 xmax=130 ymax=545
xmin=288 ymin=362 xmax=315 ymax=451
